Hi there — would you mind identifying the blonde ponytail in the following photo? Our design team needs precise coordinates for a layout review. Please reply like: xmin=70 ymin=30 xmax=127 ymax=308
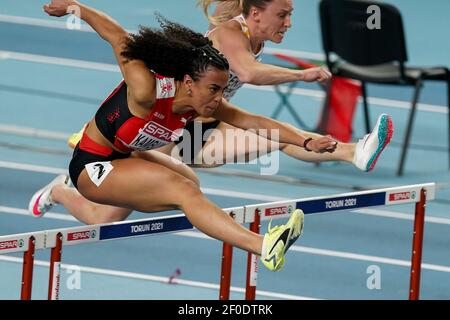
xmin=197 ymin=0 xmax=243 ymax=26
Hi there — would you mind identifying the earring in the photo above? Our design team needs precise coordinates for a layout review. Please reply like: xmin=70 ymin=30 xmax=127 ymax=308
xmin=187 ymin=89 xmax=192 ymax=96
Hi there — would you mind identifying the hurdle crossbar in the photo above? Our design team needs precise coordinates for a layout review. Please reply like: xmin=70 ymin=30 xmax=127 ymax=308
xmin=239 ymin=182 xmax=435 ymax=300
xmin=0 ymin=182 xmax=435 ymax=300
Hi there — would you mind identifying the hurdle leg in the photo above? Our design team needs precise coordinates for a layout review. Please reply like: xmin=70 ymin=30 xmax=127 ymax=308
xmin=20 ymin=236 xmax=36 ymax=300
xmin=48 ymin=232 xmax=63 ymax=300
xmin=219 ymin=242 xmax=233 ymax=300
xmin=409 ymin=188 xmax=427 ymax=300
xmin=245 ymin=209 xmax=261 ymax=300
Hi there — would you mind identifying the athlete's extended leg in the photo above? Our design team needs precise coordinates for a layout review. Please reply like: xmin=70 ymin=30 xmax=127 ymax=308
xmin=162 ymin=122 xmax=351 ymax=167
xmin=73 ymin=157 xmax=302 ymax=271
xmin=161 ymin=114 xmax=392 ymax=172
xmin=200 ymin=122 xmax=354 ymax=164
xmin=33 ymin=150 xmax=201 ymax=224
xmin=75 ymin=157 xmax=263 ymax=254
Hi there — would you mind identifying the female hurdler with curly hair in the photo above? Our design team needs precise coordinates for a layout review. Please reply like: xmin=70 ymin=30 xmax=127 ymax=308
xmin=29 ymin=0 xmax=339 ymax=271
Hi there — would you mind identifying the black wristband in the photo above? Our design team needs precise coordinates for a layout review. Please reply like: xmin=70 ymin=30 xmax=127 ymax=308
xmin=303 ymin=137 xmax=313 ymax=152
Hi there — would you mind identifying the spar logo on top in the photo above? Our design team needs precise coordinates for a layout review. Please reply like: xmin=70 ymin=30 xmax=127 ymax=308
xmin=0 ymin=238 xmax=24 ymax=251
xmin=386 ymin=190 xmax=417 ymax=204
xmin=66 ymin=229 xmax=98 ymax=242
xmin=264 ymin=205 xmax=294 ymax=217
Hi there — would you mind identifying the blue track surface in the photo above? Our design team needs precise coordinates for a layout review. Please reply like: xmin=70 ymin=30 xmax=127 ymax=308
xmin=0 ymin=0 xmax=449 ymax=300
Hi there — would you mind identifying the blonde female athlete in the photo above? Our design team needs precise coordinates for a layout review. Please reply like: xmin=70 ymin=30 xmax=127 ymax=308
xmin=30 ymin=0 xmax=339 ymax=271
xmin=69 ymin=0 xmax=393 ymax=173
xmin=168 ymin=0 xmax=392 ymax=169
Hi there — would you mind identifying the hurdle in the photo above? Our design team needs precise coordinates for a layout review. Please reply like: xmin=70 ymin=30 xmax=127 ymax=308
xmin=0 ymin=182 xmax=435 ymax=300
xmin=220 ymin=182 xmax=435 ymax=300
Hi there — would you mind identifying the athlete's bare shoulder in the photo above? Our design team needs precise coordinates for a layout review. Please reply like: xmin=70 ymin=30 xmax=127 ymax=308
xmin=208 ymin=18 xmax=249 ymax=53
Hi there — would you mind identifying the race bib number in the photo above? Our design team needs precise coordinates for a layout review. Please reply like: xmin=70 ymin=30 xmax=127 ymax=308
xmin=85 ymin=161 xmax=114 ymax=187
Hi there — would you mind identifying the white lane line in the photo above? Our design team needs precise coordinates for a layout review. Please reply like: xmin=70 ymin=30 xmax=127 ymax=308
xmin=0 ymin=49 xmax=447 ymax=113
xmin=0 ymin=160 xmax=67 ymax=175
xmin=1 ymin=205 xmax=449 ymax=273
xmin=243 ymin=84 xmax=448 ymax=114
xmin=0 ymin=124 xmax=70 ymax=140
xmin=292 ymin=246 xmax=450 ymax=273
xmin=0 ymin=14 xmax=320 ymax=60
xmin=0 ymin=255 xmax=317 ymax=300
xmin=201 ymin=187 xmax=286 ymax=202
xmin=353 ymin=208 xmax=450 ymax=225
xmin=0 ymin=50 xmax=119 ymax=72
xmin=0 ymin=14 xmax=95 ymax=32
xmin=0 ymin=206 xmax=77 ymax=221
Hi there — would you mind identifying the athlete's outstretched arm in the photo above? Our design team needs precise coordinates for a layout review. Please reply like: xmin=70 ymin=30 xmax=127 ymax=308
xmin=210 ymin=26 xmax=331 ymax=85
xmin=43 ymin=0 xmax=155 ymax=106
xmin=44 ymin=0 xmax=126 ymax=46
xmin=212 ymin=99 xmax=337 ymax=153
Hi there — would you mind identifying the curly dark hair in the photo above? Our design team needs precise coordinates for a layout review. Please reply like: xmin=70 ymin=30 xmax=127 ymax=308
xmin=121 ymin=14 xmax=229 ymax=81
